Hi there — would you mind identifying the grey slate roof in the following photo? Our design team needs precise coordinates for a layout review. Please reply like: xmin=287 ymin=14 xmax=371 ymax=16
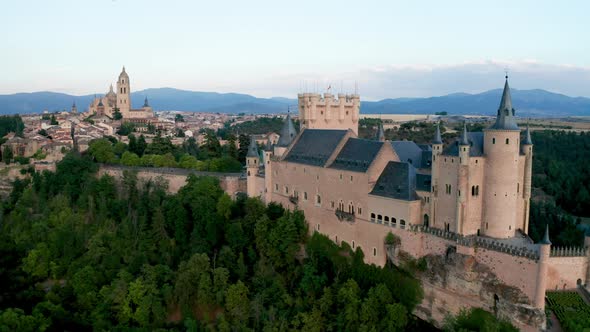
xmin=443 ymin=132 xmax=484 ymax=157
xmin=391 ymin=141 xmax=431 ymax=168
xmin=283 ymin=129 xmax=348 ymax=166
xmin=370 ymin=161 xmax=418 ymax=201
xmin=246 ymin=136 xmax=259 ymax=157
xmin=523 ymin=123 xmax=533 ymax=145
xmin=433 ymin=123 xmax=442 ymax=144
xmin=489 ymin=78 xmax=519 ymax=130
xmin=277 ymin=114 xmax=297 ymax=147
xmin=330 ymin=138 xmax=384 ymax=172
xmin=416 ymin=173 xmax=432 ymax=192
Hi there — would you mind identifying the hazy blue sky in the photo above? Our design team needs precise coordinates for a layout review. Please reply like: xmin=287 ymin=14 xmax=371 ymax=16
xmin=1 ymin=0 xmax=589 ymax=99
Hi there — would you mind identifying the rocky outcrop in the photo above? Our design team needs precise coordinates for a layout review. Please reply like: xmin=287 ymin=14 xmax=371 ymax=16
xmin=399 ymin=249 xmax=546 ymax=331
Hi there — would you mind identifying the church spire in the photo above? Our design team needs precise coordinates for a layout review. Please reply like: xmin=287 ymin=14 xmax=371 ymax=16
xmin=375 ymin=122 xmax=385 ymax=142
xmin=433 ymin=122 xmax=442 ymax=144
xmin=460 ymin=121 xmax=469 ymax=145
xmin=490 ymin=75 xmax=519 ymax=130
xmin=143 ymin=96 xmax=149 ymax=107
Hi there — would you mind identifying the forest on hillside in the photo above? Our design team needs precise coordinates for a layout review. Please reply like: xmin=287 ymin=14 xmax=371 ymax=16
xmin=0 ymin=151 xmax=519 ymax=331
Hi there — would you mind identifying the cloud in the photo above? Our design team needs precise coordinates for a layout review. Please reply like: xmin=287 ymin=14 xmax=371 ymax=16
xmin=243 ymin=60 xmax=590 ymax=100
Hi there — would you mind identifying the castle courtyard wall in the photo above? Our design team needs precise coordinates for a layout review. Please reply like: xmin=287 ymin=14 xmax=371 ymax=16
xmin=546 ymin=255 xmax=588 ymax=290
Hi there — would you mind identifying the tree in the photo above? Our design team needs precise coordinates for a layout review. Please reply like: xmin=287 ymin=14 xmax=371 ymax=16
xmin=113 ymin=108 xmax=123 ymax=120
xmin=225 ymin=281 xmax=249 ymax=325
xmin=182 ymin=137 xmax=199 ymax=157
xmin=120 ymin=151 xmax=141 ymax=166
xmin=175 ymin=114 xmax=184 ymax=123
xmin=50 ymin=114 xmax=58 ymax=125
xmin=227 ymin=134 xmax=238 ymax=160
xmin=88 ymin=139 xmax=116 ymax=163
xmin=238 ymin=134 xmax=250 ymax=163
xmin=3 ymin=145 xmax=13 ymax=164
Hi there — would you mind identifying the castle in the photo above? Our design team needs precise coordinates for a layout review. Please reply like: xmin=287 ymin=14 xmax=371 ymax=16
xmin=246 ymin=78 xmax=590 ymax=331
xmin=87 ymin=67 xmax=155 ymax=122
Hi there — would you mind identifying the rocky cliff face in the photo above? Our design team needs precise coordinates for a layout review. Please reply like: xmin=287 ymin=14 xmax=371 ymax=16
xmin=397 ymin=249 xmax=546 ymax=331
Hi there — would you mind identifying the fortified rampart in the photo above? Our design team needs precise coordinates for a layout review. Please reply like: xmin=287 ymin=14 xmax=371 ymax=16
xmin=98 ymin=164 xmax=246 ymax=197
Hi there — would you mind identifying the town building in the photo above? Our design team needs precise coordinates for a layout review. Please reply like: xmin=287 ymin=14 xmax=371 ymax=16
xmin=246 ymin=79 xmax=590 ymax=331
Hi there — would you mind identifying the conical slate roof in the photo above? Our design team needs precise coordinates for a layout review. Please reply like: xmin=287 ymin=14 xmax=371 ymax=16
xmin=277 ymin=113 xmax=297 ymax=147
xmin=540 ymin=224 xmax=551 ymax=245
xmin=247 ymin=136 xmax=259 ymax=158
xmin=524 ymin=122 xmax=533 ymax=145
xmin=490 ymin=77 xmax=519 ymax=130
xmin=264 ymin=138 xmax=273 ymax=151
xmin=460 ymin=122 xmax=469 ymax=145
xmin=432 ymin=122 xmax=442 ymax=144
xmin=376 ymin=123 xmax=385 ymax=142
xmin=143 ymin=96 xmax=149 ymax=107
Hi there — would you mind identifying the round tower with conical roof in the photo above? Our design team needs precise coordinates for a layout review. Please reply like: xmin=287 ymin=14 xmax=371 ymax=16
xmin=430 ymin=122 xmax=443 ymax=227
xmin=116 ymin=66 xmax=131 ymax=118
xmin=274 ymin=113 xmax=298 ymax=157
xmin=482 ymin=76 xmax=522 ymax=238
xmin=246 ymin=136 xmax=260 ymax=197
xmin=534 ymin=225 xmax=551 ymax=310
xmin=456 ymin=122 xmax=471 ymax=232
xmin=522 ymin=122 xmax=534 ymax=233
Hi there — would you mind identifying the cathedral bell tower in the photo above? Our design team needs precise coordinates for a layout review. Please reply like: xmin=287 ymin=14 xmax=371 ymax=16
xmin=116 ymin=66 xmax=131 ymax=118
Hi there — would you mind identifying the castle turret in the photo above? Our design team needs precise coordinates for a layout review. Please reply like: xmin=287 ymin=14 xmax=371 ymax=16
xmin=456 ymin=122 xmax=470 ymax=233
xmin=274 ymin=113 xmax=297 ymax=157
xmin=116 ymin=66 xmax=131 ymax=118
xmin=534 ymin=225 xmax=551 ymax=309
xmin=430 ymin=122 xmax=443 ymax=228
xmin=246 ymin=136 xmax=260 ymax=197
xmin=522 ymin=122 xmax=533 ymax=233
xmin=375 ymin=122 xmax=385 ymax=142
xmin=263 ymin=139 xmax=273 ymax=203
xmin=482 ymin=76 xmax=521 ymax=238
xmin=143 ymin=96 xmax=149 ymax=108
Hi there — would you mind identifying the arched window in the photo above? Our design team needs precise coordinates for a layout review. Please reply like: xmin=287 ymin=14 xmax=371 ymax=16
xmin=492 ymin=138 xmax=496 ymax=144
xmin=384 ymin=216 xmax=390 ymax=225
xmin=391 ymin=218 xmax=397 ymax=227
xmin=304 ymin=192 xmax=308 ymax=200
xmin=370 ymin=213 xmax=376 ymax=222
xmin=517 ymin=183 xmax=519 ymax=193
xmin=316 ymin=194 xmax=321 ymax=205
xmin=352 ymin=240 xmax=355 ymax=249
xmin=316 ymin=224 xmax=320 ymax=231
xmin=377 ymin=215 xmax=383 ymax=224
xmin=476 ymin=185 xmax=479 ymax=196
xmin=373 ymin=248 xmax=377 ymax=256
xmin=423 ymin=214 xmax=429 ymax=227
xmin=400 ymin=219 xmax=406 ymax=229
xmin=471 ymin=186 xmax=475 ymax=196
xmin=506 ymin=138 xmax=509 ymax=144
xmin=247 ymin=171 xmax=251 ymax=176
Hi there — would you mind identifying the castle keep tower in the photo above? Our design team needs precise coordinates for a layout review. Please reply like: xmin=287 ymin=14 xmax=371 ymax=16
xmin=297 ymin=93 xmax=360 ymax=134
xmin=116 ymin=66 xmax=131 ymax=117
xmin=482 ymin=77 xmax=523 ymax=238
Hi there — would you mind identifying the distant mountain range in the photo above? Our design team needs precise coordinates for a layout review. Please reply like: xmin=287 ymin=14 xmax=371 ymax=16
xmin=1 ymin=87 xmax=589 ymax=117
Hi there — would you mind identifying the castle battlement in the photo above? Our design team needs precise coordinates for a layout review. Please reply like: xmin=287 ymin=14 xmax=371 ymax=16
xmin=297 ymin=92 xmax=360 ymax=105
xmin=550 ymin=246 xmax=589 ymax=257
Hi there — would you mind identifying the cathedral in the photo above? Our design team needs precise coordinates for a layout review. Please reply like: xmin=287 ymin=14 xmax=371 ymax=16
xmin=246 ymin=78 xmax=590 ymax=331
xmin=87 ymin=67 xmax=154 ymax=121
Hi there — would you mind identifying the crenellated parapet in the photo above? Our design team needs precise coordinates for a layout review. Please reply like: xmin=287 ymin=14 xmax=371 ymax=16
xmin=550 ymin=246 xmax=589 ymax=257
xmin=474 ymin=237 xmax=540 ymax=260
xmin=297 ymin=92 xmax=360 ymax=134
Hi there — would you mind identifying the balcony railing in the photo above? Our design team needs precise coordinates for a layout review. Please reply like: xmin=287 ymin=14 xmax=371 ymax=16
xmin=335 ymin=209 xmax=355 ymax=223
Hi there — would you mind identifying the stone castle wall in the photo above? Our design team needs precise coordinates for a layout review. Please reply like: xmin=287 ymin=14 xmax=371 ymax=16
xmin=98 ymin=164 xmax=246 ymax=196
